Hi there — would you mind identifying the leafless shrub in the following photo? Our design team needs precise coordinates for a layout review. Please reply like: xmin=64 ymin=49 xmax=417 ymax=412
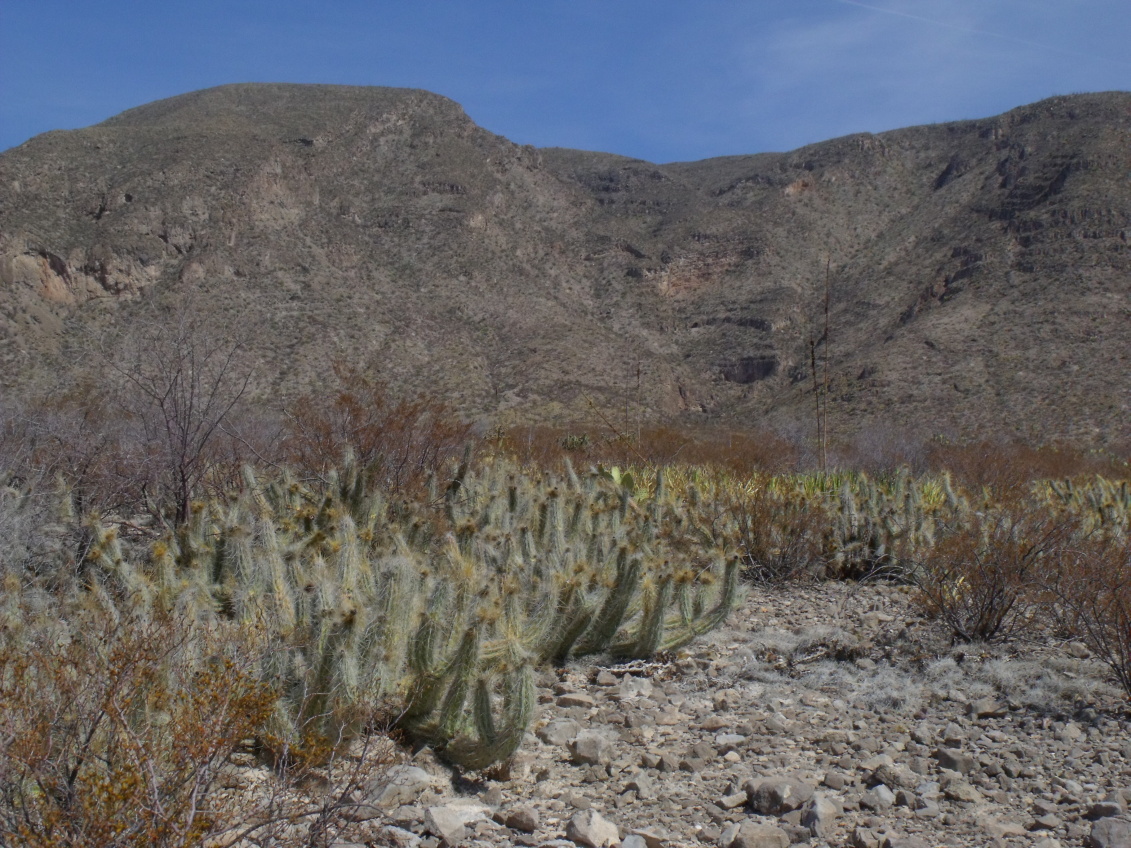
xmin=925 ymin=438 xmax=1125 ymax=498
xmin=212 ymin=730 xmax=399 ymax=848
xmin=24 ymin=375 xmax=142 ymax=519
xmin=729 ymin=485 xmax=829 ymax=582
xmin=912 ymin=504 xmax=1073 ymax=643
xmin=282 ymin=361 xmax=471 ymax=497
xmin=0 ymin=479 xmax=60 ymax=578
xmin=1048 ymin=533 xmax=1131 ymax=697
xmin=105 ymin=311 xmax=253 ymax=526
xmin=492 ymin=423 xmax=801 ymax=475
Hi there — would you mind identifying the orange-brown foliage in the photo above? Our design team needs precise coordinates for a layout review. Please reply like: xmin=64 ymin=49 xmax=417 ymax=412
xmin=281 ymin=362 xmax=472 ymax=497
xmin=491 ymin=423 xmax=800 ymax=475
xmin=0 ymin=612 xmax=274 ymax=848
xmin=925 ymin=439 xmax=1128 ymax=496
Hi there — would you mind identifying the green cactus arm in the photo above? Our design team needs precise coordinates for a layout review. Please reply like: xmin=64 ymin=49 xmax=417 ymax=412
xmin=612 ymin=576 xmax=673 ymax=659
xmin=441 ymin=664 xmax=535 ymax=771
xmin=575 ymin=548 xmax=642 ymax=656
xmin=436 ymin=629 xmax=482 ymax=739
xmin=539 ymin=583 xmax=596 ymax=666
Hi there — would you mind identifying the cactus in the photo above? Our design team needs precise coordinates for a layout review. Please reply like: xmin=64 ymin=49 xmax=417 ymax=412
xmin=822 ymin=470 xmax=963 ymax=580
xmin=1047 ymin=476 xmax=1130 ymax=539
xmin=43 ymin=451 xmax=748 ymax=771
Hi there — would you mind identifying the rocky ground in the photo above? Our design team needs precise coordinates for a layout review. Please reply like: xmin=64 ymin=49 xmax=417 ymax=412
xmin=213 ymin=581 xmax=1131 ymax=848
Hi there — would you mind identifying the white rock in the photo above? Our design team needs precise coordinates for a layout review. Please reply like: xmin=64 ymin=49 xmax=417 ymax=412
xmin=725 ymin=821 xmax=789 ymax=848
xmin=365 ymin=765 xmax=439 ymax=809
xmin=566 ymin=809 xmax=621 ymax=848
xmin=424 ymin=800 xmax=492 ymax=845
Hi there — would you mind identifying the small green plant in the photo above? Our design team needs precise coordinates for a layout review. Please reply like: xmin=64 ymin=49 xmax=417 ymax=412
xmin=559 ymin=433 xmax=591 ymax=453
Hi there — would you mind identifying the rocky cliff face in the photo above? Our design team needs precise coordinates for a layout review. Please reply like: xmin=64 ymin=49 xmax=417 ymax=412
xmin=1 ymin=84 xmax=1128 ymax=443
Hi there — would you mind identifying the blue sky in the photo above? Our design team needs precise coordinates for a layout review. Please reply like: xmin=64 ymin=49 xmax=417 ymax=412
xmin=2 ymin=1 xmax=1129 ymax=162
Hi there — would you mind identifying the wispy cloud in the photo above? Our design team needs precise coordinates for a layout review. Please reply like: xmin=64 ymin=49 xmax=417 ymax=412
xmin=834 ymin=0 xmax=1131 ymax=68
xmin=721 ymin=0 xmax=1131 ymax=154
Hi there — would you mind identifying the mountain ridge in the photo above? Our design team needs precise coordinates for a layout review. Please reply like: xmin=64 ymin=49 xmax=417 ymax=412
xmin=1 ymin=84 xmax=1128 ymax=444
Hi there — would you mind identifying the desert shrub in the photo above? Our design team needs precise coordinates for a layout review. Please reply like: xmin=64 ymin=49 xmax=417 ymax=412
xmin=0 ymin=604 xmax=274 ymax=848
xmin=3 ymin=309 xmax=260 ymax=527
xmin=728 ymin=483 xmax=829 ymax=582
xmin=1048 ymin=533 xmax=1131 ymax=696
xmin=492 ymin=423 xmax=801 ymax=475
xmin=32 ymin=377 xmax=142 ymax=519
xmin=926 ymin=438 xmax=1126 ymax=497
xmin=282 ymin=362 xmax=471 ymax=497
xmin=0 ymin=478 xmax=64 ymax=578
xmin=0 ymin=499 xmax=407 ymax=844
xmin=912 ymin=503 xmax=1072 ymax=642
xmin=830 ymin=424 xmax=933 ymax=476
xmin=107 ymin=313 xmax=254 ymax=527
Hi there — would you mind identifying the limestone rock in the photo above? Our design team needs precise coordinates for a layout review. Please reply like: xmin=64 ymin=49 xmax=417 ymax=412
xmin=631 ymin=827 xmax=666 ymax=848
xmin=570 ymin=730 xmax=615 ymax=765
xmin=538 ymin=718 xmax=582 ymax=747
xmin=423 ymin=800 xmax=491 ymax=845
xmin=941 ymin=777 xmax=982 ymax=804
xmin=933 ymin=747 xmax=975 ymax=774
xmin=849 ymin=825 xmax=881 ymax=848
xmin=566 ymin=809 xmax=621 ymax=848
xmin=881 ymin=835 xmax=930 ymax=848
xmin=861 ymin=784 xmax=896 ymax=811
xmin=502 ymin=804 xmax=541 ymax=833
xmin=869 ymin=763 xmax=918 ymax=790
xmin=558 ymin=692 xmax=598 ymax=709
xmin=721 ymin=821 xmax=789 ymax=848
xmin=365 ymin=765 xmax=439 ymax=809
xmin=1088 ymin=802 xmax=1127 ymax=821
xmin=800 ymin=792 xmax=842 ymax=838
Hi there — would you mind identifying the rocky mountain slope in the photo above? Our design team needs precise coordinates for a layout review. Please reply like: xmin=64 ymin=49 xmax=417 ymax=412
xmin=1 ymin=84 xmax=1129 ymax=443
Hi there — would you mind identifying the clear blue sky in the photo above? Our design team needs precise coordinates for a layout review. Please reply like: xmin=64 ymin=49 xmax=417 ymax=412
xmin=2 ymin=1 xmax=1129 ymax=162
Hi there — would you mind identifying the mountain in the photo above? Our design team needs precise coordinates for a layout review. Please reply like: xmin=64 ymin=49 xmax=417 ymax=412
xmin=1 ymin=84 xmax=1128 ymax=444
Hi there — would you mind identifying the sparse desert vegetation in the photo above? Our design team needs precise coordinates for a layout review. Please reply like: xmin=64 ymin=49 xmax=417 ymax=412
xmin=1 ymin=354 xmax=1129 ymax=846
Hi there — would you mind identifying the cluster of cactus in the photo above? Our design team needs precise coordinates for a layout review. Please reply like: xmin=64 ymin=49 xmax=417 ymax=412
xmin=396 ymin=458 xmax=740 ymax=767
xmin=825 ymin=470 xmax=969 ymax=579
xmin=17 ymin=453 xmax=1131 ymax=771
xmin=1046 ymin=476 xmax=1130 ymax=540
xmin=614 ymin=465 xmax=971 ymax=582
xmin=79 ymin=455 xmax=740 ymax=770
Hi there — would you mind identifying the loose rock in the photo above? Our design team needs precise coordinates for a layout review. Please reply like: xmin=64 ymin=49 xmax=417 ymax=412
xmin=565 ymin=809 xmax=621 ymax=848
